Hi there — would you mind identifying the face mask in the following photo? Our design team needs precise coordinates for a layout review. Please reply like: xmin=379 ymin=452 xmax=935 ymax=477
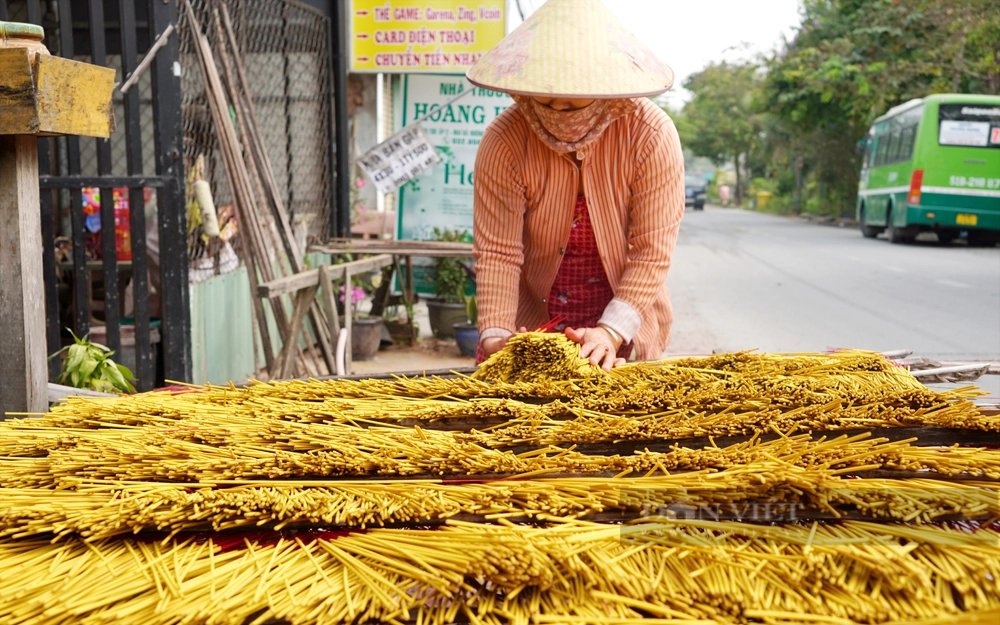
xmin=530 ymin=99 xmax=608 ymax=143
xmin=513 ymin=95 xmax=639 ymax=154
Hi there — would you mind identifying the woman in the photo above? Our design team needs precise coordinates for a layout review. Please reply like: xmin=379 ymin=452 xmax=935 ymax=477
xmin=467 ymin=0 xmax=685 ymax=371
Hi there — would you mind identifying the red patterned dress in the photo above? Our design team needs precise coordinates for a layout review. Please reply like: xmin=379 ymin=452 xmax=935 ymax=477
xmin=476 ymin=196 xmax=632 ymax=364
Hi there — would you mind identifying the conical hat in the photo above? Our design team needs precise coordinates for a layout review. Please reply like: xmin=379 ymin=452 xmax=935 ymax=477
xmin=467 ymin=0 xmax=673 ymax=99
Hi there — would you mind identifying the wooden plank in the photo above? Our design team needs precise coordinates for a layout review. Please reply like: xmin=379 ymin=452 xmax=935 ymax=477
xmin=939 ymin=360 xmax=1000 ymax=375
xmin=257 ymin=254 xmax=393 ymax=299
xmin=200 ymin=467 xmax=1000 ymax=487
xmin=0 ymin=50 xmax=115 ymax=139
xmin=344 ymin=268 xmax=353 ymax=375
xmin=166 ymin=507 xmax=996 ymax=539
xmin=213 ymin=5 xmax=332 ymax=377
xmin=314 ymin=366 xmax=477 ymax=381
xmin=317 ymin=246 xmax=474 ymax=258
xmin=318 ymin=266 xmax=341 ymax=348
xmin=0 ymin=48 xmax=39 ymax=135
xmin=319 ymin=239 xmax=473 ymax=251
xmin=911 ymin=364 xmax=990 ymax=383
xmin=323 ymin=238 xmax=472 ymax=246
xmin=47 ymin=383 xmax=115 ymax=404
xmin=308 ymin=305 xmax=336 ymax=377
xmin=33 ymin=54 xmax=115 ymax=138
xmin=0 ymin=136 xmax=47 ymax=415
xmin=266 ymin=507 xmax=996 ymax=530
xmin=368 ymin=265 xmax=394 ymax=318
xmin=506 ymin=427 xmax=1000 ymax=455
xmin=39 ymin=175 xmax=171 ymax=188
xmin=274 ymin=287 xmax=317 ymax=381
xmin=246 ymin=255 xmax=276 ymax=369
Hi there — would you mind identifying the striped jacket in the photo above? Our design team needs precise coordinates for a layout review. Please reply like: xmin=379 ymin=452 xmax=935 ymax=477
xmin=473 ymin=98 xmax=685 ymax=360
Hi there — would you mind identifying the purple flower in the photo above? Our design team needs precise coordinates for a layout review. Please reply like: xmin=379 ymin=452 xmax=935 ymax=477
xmin=339 ymin=285 xmax=366 ymax=305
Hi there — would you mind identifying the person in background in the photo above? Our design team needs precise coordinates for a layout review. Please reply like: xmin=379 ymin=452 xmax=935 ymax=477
xmin=719 ymin=184 xmax=731 ymax=206
xmin=466 ymin=0 xmax=685 ymax=371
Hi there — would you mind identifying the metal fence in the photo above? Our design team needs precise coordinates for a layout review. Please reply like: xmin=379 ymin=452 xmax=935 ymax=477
xmin=178 ymin=0 xmax=335 ymax=247
xmin=1 ymin=0 xmax=190 ymax=390
xmin=2 ymin=0 xmax=342 ymax=390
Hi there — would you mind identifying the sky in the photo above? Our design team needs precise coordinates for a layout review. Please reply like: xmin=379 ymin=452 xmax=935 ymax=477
xmin=508 ymin=0 xmax=804 ymax=110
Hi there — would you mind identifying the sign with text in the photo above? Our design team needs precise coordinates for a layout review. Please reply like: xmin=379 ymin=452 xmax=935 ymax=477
xmin=357 ymin=124 xmax=441 ymax=194
xmin=939 ymin=120 xmax=991 ymax=147
xmin=393 ymin=74 xmax=512 ymax=240
xmin=350 ymin=1 xmax=506 ymax=73
xmin=392 ymin=74 xmax=512 ymax=292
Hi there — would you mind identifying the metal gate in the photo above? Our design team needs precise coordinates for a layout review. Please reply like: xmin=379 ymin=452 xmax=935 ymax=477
xmin=1 ymin=0 xmax=190 ymax=390
xmin=3 ymin=0 xmax=349 ymax=390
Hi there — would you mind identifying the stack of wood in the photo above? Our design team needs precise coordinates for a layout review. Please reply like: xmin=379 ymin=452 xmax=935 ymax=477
xmin=182 ymin=0 xmax=334 ymax=379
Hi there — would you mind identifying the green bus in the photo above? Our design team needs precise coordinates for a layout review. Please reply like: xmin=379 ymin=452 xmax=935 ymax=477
xmin=856 ymin=94 xmax=1000 ymax=245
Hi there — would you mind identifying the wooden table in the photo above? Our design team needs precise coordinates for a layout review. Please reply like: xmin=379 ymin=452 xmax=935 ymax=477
xmin=311 ymin=240 xmax=475 ymax=347
xmin=254 ymin=241 xmax=476 ymax=377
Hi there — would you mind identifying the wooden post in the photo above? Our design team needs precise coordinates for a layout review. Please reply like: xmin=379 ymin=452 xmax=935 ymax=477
xmin=0 ymin=40 xmax=116 ymax=414
xmin=318 ymin=265 xmax=341 ymax=342
xmin=0 ymin=135 xmax=47 ymax=415
xmin=344 ymin=268 xmax=353 ymax=375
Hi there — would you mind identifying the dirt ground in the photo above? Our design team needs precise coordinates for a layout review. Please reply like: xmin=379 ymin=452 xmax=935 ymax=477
xmin=347 ymin=301 xmax=474 ymax=376
xmin=350 ymin=338 xmax=474 ymax=376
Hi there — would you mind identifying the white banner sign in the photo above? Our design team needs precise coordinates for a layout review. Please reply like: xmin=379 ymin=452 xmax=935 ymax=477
xmin=939 ymin=120 xmax=990 ymax=147
xmin=358 ymin=124 xmax=441 ymax=194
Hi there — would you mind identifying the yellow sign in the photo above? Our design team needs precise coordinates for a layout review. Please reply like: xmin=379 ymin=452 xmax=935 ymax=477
xmin=350 ymin=1 xmax=506 ymax=73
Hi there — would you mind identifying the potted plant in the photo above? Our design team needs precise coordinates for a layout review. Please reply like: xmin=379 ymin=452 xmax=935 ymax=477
xmin=50 ymin=330 xmax=136 ymax=394
xmin=341 ymin=279 xmax=384 ymax=361
xmin=453 ymin=295 xmax=478 ymax=358
xmin=427 ymin=228 xmax=472 ymax=339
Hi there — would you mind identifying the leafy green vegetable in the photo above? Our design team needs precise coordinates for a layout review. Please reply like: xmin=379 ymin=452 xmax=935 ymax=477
xmin=466 ymin=295 xmax=478 ymax=325
xmin=431 ymin=228 xmax=473 ymax=304
xmin=49 ymin=330 xmax=136 ymax=394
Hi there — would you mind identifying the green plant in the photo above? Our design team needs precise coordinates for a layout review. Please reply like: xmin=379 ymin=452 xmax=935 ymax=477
xmin=50 ymin=330 xmax=136 ymax=394
xmin=431 ymin=228 xmax=471 ymax=304
xmin=466 ymin=295 xmax=478 ymax=325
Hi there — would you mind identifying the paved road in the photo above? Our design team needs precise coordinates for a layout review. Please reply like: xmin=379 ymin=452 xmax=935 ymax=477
xmin=666 ymin=207 xmax=1000 ymax=396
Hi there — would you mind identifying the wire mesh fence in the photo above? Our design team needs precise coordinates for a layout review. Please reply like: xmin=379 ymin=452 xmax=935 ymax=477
xmin=178 ymin=0 xmax=333 ymax=249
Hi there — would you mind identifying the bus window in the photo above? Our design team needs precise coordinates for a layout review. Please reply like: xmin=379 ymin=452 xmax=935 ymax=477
xmin=939 ymin=103 xmax=1000 ymax=148
xmin=898 ymin=126 xmax=916 ymax=161
xmin=887 ymin=130 xmax=904 ymax=163
xmin=876 ymin=132 xmax=895 ymax=166
xmin=867 ymin=137 xmax=879 ymax=168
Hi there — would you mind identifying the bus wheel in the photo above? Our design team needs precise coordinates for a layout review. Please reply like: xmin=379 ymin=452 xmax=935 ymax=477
xmin=886 ymin=206 xmax=915 ymax=244
xmin=859 ymin=206 xmax=881 ymax=239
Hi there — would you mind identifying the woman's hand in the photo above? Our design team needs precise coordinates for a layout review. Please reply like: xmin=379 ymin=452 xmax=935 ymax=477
xmin=565 ymin=326 xmax=625 ymax=371
xmin=481 ymin=327 xmax=528 ymax=358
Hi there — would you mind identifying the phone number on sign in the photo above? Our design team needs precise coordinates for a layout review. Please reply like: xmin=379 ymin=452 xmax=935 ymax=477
xmin=949 ymin=176 xmax=1000 ymax=190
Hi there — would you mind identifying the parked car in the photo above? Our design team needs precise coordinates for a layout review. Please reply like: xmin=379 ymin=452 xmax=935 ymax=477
xmin=685 ymin=177 xmax=707 ymax=210
xmin=856 ymin=93 xmax=1000 ymax=246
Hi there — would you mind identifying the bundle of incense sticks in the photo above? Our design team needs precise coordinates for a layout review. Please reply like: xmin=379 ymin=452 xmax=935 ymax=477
xmin=2 ymin=336 xmax=998 ymax=624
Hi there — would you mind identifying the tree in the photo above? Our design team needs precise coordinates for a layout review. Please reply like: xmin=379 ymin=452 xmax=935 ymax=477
xmin=676 ymin=0 xmax=1000 ymax=216
xmin=760 ymin=0 xmax=1000 ymax=209
xmin=676 ymin=62 xmax=762 ymax=206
